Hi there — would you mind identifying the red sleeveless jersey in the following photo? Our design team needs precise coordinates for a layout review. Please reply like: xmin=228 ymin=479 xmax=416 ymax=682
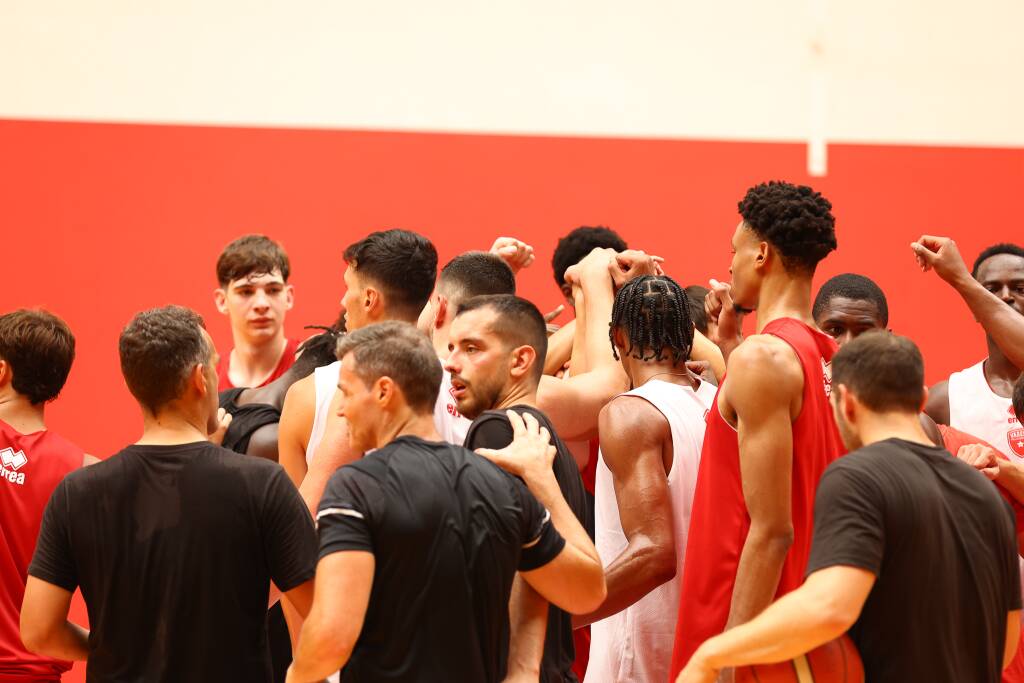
xmin=669 ymin=318 xmax=845 ymax=678
xmin=217 ymin=337 xmax=299 ymax=390
xmin=0 ymin=419 xmax=83 ymax=681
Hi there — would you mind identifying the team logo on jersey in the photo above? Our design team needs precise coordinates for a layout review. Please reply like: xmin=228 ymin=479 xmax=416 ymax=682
xmin=0 ymin=447 xmax=27 ymax=486
xmin=1009 ymin=428 xmax=1024 ymax=459
xmin=821 ymin=359 xmax=833 ymax=398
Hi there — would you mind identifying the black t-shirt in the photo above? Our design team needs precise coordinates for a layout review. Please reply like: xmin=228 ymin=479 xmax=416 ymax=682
xmin=464 ymin=405 xmax=590 ymax=683
xmin=219 ymin=388 xmax=282 ymax=455
xmin=317 ymin=436 xmax=564 ymax=683
xmin=806 ymin=438 xmax=1022 ymax=683
xmin=28 ymin=441 xmax=318 ymax=683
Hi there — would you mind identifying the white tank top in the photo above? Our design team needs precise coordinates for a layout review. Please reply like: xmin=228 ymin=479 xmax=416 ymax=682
xmin=949 ymin=360 xmax=1023 ymax=461
xmin=587 ymin=378 xmax=716 ymax=683
xmin=306 ymin=360 xmax=471 ymax=463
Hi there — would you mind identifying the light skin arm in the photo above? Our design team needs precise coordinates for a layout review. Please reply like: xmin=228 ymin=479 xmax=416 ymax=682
xmin=286 ymin=552 xmax=375 ymax=683
xmin=20 ymin=577 xmax=89 ymax=661
xmin=279 ymin=376 xmax=315 ymax=487
xmin=544 ymin=319 xmax=576 ymax=376
xmin=298 ymin=399 xmax=362 ymax=515
xmin=477 ymin=411 xmax=607 ymax=614
xmin=691 ymin=330 xmax=726 ymax=382
xmin=572 ymin=397 xmax=676 ymax=629
xmin=504 ymin=575 xmax=548 ymax=681
xmin=913 ymin=235 xmax=1024 ymax=369
xmin=725 ymin=338 xmax=802 ymax=631
xmin=677 ymin=566 xmax=874 ymax=683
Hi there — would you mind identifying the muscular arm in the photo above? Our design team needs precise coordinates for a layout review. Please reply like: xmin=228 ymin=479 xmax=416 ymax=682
xmin=287 ymin=552 xmax=375 ymax=683
xmin=679 ymin=566 xmax=874 ymax=680
xmin=20 ymin=578 xmax=89 ymax=661
xmin=573 ymin=397 xmax=676 ymax=628
xmin=725 ymin=338 xmax=802 ymax=630
xmin=505 ymin=575 xmax=548 ymax=680
xmin=691 ymin=330 xmax=726 ymax=382
xmin=943 ymin=268 xmax=1024 ymax=370
xmin=278 ymin=376 xmax=315 ymax=486
xmin=543 ymin=319 xmax=576 ymax=376
xmin=298 ymin=405 xmax=362 ymax=515
xmin=247 ymin=423 xmax=280 ymax=461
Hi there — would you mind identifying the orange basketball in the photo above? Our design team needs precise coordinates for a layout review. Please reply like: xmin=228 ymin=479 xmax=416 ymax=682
xmin=735 ymin=634 xmax=864 ymax=683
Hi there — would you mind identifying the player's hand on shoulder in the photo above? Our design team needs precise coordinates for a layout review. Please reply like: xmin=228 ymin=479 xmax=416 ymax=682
xmin=490 ymin=236 xmax=536 ymax=273
xmin=911 ymin=234 xmax=970 ymax=284
xmin=208 ymin=408 xmax=232 ymax=446
xmin=956 ymin=443 xmax=1002 ymax=480
xmin=475 ymin=411 xmax=556 ymax=485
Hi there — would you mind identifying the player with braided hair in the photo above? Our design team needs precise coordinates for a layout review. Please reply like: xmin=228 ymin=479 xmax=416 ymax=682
xmin=672 ymin=181 xmax=845 ymax=680
xmin=574 ymin=275 xmax=716 ymax=683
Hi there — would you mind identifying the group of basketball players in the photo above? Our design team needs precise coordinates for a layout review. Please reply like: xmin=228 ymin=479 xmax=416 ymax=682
xmin=3 ymin=180 xmax=1024 ymax=683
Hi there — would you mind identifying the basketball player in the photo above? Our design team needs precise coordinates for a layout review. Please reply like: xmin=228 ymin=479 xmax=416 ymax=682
xmin=811 ymin=273 xmax=890 ymax=347
xmin=914 ymin=236 xmax=1024 ymax=461
xmin=446 ymin=294 xmax=588 ymax=682
xmin=286 ymin=323 xmax=605 ymax=682
xmin=220 ymin=323 xmax=343 ymax=460
xmin=575 ymin=276 xmax=716 ymax=683
xmin=0 ymin=310 xmax=92 ymax=681
xmin=214 ymin=234 xmax=298 ymax=389
xmin=670 ymin=181 xmax=845 ymax=679
xmin=678 ymin=333 xmax=1021 ymax=683
xmin=277 ymin=229 xmax=441 ymax=510
xmin=552 ymin=226 xmax=628 ymax=306
xmin=21 ymin=306 xmax=317 ymax=681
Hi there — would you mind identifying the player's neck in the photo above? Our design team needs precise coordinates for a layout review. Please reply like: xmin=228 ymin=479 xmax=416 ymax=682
xmin=985 ymin=338 xmax=1021 ymax=382
xmin=633 ymin=361 xmax=698 ymax=389
xmin=855 ymin=412 xmax=935 ymax=449
xmin=229 ymin=332 xmax=287 ymax=385
xmin=493 ymin=381 xmax=537 ymax=412
xmin=754 ymin=273 xmax=816 ymax=332
xmin=379 ymin=409 xmax=442 ymax=446
xmin=0 ymin=391 xmax=46 ymax=434
xmin=136 ymin=405 xmax=210 ymax=446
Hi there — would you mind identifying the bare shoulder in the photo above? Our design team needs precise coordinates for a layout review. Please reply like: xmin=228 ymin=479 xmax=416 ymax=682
xmin=727 ymin=334 xmax=803 ymax=390
xmin=281 ymin=373 xmax=316 ymax=419
xmin=925 ymin=379 xmax=951 ymax=425
xmin=599 ymin=394 xmax=670 ymax=449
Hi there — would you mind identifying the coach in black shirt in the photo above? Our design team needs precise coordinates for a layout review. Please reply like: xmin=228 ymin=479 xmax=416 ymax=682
xmin=21 ymin=306 xmax=318 ymax=682
xmin=287 ymin=321 xmax=605 ymax=683
xmin=678 ymin=332 xmax=1021 ymax=683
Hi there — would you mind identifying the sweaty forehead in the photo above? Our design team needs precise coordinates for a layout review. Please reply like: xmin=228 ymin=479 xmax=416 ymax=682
xmin=817 ymin=296 xmax=884 ymax=325
xmin=976 ymin=254 xmax=1024 ymax=283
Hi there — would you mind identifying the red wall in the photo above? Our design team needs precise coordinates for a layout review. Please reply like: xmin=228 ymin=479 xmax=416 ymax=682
xmin=2 ymin=119 xmax=1022 ymax=679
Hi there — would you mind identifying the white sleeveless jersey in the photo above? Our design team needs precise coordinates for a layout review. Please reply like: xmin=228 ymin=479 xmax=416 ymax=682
xmin=587 ymin=379 xmax=716 ymax=683
xmin=948 ymin=360 xmax=1024 ymax=461
xmin=307 ymin=360 xmax=470 ymax=462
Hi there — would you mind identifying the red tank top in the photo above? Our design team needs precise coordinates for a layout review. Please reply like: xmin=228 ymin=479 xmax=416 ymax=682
xmin=669 ymin=318 xmax=845 ymax=678
xmin=217 ymin=337 xmax=299 ymax=390
xmin=0 ymin=419 xmax=82 ymax=681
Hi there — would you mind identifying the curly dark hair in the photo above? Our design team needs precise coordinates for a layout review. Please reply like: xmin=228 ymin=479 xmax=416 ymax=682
xmin=552 ymin=226 xmax=628 ymax=287
xmin=609 ymin=276 xmax=694 ymax=365
xmin=0 ymin=309 xmax=75 ymax=405
xmin=813 ymin=273 xmax=889 ymax=327
xmin=738 ymin=181 xmax=837 ymax=274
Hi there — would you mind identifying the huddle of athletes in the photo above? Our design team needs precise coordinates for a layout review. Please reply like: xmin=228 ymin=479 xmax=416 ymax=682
xmin=2 ymin=180 xmax=1024 ymax=683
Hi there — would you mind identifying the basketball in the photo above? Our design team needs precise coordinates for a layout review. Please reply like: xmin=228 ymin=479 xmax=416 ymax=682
xmin=735 ymin=635 xmax=864 ymax=683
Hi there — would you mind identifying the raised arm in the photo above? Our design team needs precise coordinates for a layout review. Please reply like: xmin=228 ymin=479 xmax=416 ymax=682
xmin=912 ymin=235 xmax=1024 ymax=368
xmin=725 ymin=337 xmax=803 ymax=630
xmin=677 ymin=566 xmax=874 ymax=683
xmin=572 ymin=396 xmax=676 ymax=628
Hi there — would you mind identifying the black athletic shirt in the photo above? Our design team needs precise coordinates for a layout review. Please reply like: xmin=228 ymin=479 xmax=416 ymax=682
xmin=806 ymin=438 xmax=1022 ymax=683
xmin=317 ymin=436 xmax=565 ymax=683
xmin=28 ymin=442 xmax=318 ymax=683
xmin=219 ymin=388 xmax=282 ymax=455
xmin=465 ymin=405 xmax=589 ymax=683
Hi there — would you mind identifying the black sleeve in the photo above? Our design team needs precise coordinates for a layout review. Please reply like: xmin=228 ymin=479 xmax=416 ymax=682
xmin=805 ymin=463 xmax=885 ymax=577
xmin=261 ymin=468 xmax=319 ymax=592
xmin=464 ymin=413 xmax=514 ymax=451
xmin=316 ymin=468 xmax=377 ymax=561
xmin=513 ymin=478 xmax=566 ymax=571
xmin=1001 ymin=499 xmax=1023 ymax=611
xmin=27 ymin=480 xmax=79 ymax=592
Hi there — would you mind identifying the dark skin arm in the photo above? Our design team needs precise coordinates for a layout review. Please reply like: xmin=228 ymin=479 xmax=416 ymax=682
xmin=722 ymin=337 xmax=802 ymax=633
xmin=924 ymin=380 xmax=951 ymax=426
xmin=572 ymin=395 xmax=677 ymax=629
xmin=247 ymin=423 xmax=280 ymax=461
